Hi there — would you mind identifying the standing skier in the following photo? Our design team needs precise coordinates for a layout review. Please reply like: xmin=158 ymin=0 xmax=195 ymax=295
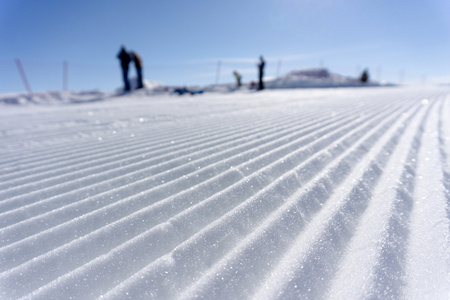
xmin=360 ymin=69 xmax=369 ymax=83
xmin=130 ymin=51 xmax=144 ymax=89
xmin=233 ymin=71 xmax=242 ymax=87
xmin=257 ymin=56 xmax=265 ymax=90
xmin=117 ymin=46 xmax=131 ymax=91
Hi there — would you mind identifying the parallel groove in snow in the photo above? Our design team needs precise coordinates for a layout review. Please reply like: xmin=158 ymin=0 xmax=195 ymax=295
xmin=253 ymin=99 xmax=430 ymax=300
xmin=0 ymin=103 xmax=355 ymax=196
xmin=404 ymin=97 xmax=450 ymax=298
xmin=0 ymin=103 xmax=365 ymax=242
xmin=324 ymin=98 xmax=432 ymax=299
xmin=0 ymin=110 xmax=293 ymax=185
xmin=0 ymin=88 xmax=449 ymax=299
xmin=9 ymin=114 xmax=393 ymax=297
xmin=0 ymin=98 xmax=387 ymax=229
xmin=180 ymin=99 xmax=423 ymax=300
xmin=9 ymin=107 xmax=398 ymax=298
xmin=0 ymin=98 xmax=394 ymax=282
xmin=0 ymin=95 xmax=327 ymax=167
xmin=0 ymin=104 xmax=350 ymax=204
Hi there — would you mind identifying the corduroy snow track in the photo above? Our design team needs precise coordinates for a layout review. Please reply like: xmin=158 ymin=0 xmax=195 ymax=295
xmin=0 ymin=87 xmax=449 ymax=299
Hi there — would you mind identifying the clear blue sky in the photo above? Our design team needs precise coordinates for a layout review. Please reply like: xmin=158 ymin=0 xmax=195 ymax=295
xmin=1 ymin=0 xmax=450 ymax=93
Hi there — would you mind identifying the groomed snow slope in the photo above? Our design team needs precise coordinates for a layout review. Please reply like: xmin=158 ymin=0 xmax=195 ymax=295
xmin=0 ymin=87 xmax=449 ymax=299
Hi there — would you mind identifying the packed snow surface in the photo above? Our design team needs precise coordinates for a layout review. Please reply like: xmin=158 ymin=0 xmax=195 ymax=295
xmin=0 ymin=87 xmax=449 ymax=299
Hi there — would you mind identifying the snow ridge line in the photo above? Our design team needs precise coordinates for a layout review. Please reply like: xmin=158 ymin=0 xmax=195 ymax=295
xmin=0 ymin=90 xmax=414 ymax=174
xmin=0 ymin=108 xmax=301 ymax=181
xmin=271 ymin=103 xmax=429 ymax=300
xmin=0 ymin=94 xmax=346 ymax=168
xmin=0 ymin=103 xmax=370 ymax=229
xmin=0 ymin=96 xmax=408 ymax=298
xmin=0 ymin=99 xmax=358 ymax=188
xmin=0 ymin=96 xmax=400 ymax=246
xmin=1 ymin=89 xmax=447 ymax=299
xmin=105 ymin=105 xmax=417 ymax=299
xmin=0 ymin=99 xmax=237 ymax=161
xmin=250 ymin=100 xmax=428 ymax=300
xmin=0 ymin=98 xmax=398 ymax=279
xmin=0 ymin=103 xmax=317 ymax=171
xmin=0 ymin=96 xmax=396 ymax=227
xmin=178 ymin=99 xmax=423 ymax=300
xmin=403 ymin=96 xmax=450 ymax=298
xmin=366 ymin=98 xmax=434 ymax=299
xmin=0 ymin=103 xmax=357 ymax=200
xmin=26 ymin=96 xmax=410 ymax=300
xmin=323 ymin=96 xmax=436 ymax=299
xmin=437 ymin=98 xmax=450 ymax=221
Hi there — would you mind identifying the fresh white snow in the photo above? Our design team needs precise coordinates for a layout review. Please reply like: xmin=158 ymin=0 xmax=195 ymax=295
xmin=0 ymin=86 xmax=449 ymax=299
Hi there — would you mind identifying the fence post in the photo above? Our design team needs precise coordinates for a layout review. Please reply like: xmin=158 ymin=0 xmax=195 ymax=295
xmin=215 ymin=60 xmax=221 ymax=85
xmin=15 ymin=59 xmax=32 ymax=94
xmin=63 ymin=60 xmax=68 ymax=91
xmin=276 ymin=59 xmax=282 ymax=78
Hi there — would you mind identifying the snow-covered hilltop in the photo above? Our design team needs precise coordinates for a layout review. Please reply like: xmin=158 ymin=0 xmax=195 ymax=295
xmin=266 ymin=68 xmax=382 ymax=88
xmin=0 ymin=90 xmax=109 ymax=106
xmin=0 ymin=78 xmax=166 ymax=106
xmin=198 ymin=68 xmax=385 ymax=93
xmin=0 ymin=86 xmax=449 ymax=299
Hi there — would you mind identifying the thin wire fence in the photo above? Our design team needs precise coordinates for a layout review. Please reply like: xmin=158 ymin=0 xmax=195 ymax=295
xmin=1 ymin=59 xmax=266 ymax=94
xmin=1 ymin=59 xmax=242 ymax=93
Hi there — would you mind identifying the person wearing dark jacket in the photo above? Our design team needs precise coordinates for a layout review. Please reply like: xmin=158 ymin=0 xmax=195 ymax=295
xmin=130 ymin=51 xmax=144 ymax=89
xmin=117 ymin=46 xmax=131 ymax=91
xmin=257 ymin=56 xmax=265 ymax=90
xmin=360 ymin=69 xmax=369 ymax=83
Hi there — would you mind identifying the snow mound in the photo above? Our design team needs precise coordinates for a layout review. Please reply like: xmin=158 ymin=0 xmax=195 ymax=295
xmin=266 ymin=68 xmax=381 ymax=88
xmin=0 ymin=90 xmax=109 ymax=106
xmin=0 ymin=79 xmax=167 ymax=106
xmin=128 ymin=77 xmax=166 ymax=91
xmin=190 ymin=68 xmax=387 ymax=93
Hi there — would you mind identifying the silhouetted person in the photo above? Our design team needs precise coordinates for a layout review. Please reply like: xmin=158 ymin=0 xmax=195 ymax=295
xmin=257 ymin=56 xmax=265 ymax=90
xmin=117 ymin=46 xmax=131 ymax=91
xmin=360 ymin=69 xmax=369 ymax=83
xmin=233 ymin=71 xmax=242 ymax=87
xmin=130 ymin=51 xmax=144 ymax=89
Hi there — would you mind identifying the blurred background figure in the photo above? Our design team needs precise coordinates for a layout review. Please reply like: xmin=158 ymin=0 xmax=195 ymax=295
xmin=130 ymin=51 xmax=144 ymax=89
xmin=360 ymin=69 xmax=369 ymax=83
xmin=117 ymin=46 xmax=131 ymax=91
xmin=258 ymin=56 xmax=265 ymax=90
xmin=233 ymin=70 xmax=242 ymax=87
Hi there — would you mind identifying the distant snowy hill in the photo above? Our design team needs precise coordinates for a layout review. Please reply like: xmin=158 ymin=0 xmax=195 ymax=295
xmin=266 ymin=68 xmax=382 ymax=89
xmin=196 ymin=68 xmax=386 ymax=93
